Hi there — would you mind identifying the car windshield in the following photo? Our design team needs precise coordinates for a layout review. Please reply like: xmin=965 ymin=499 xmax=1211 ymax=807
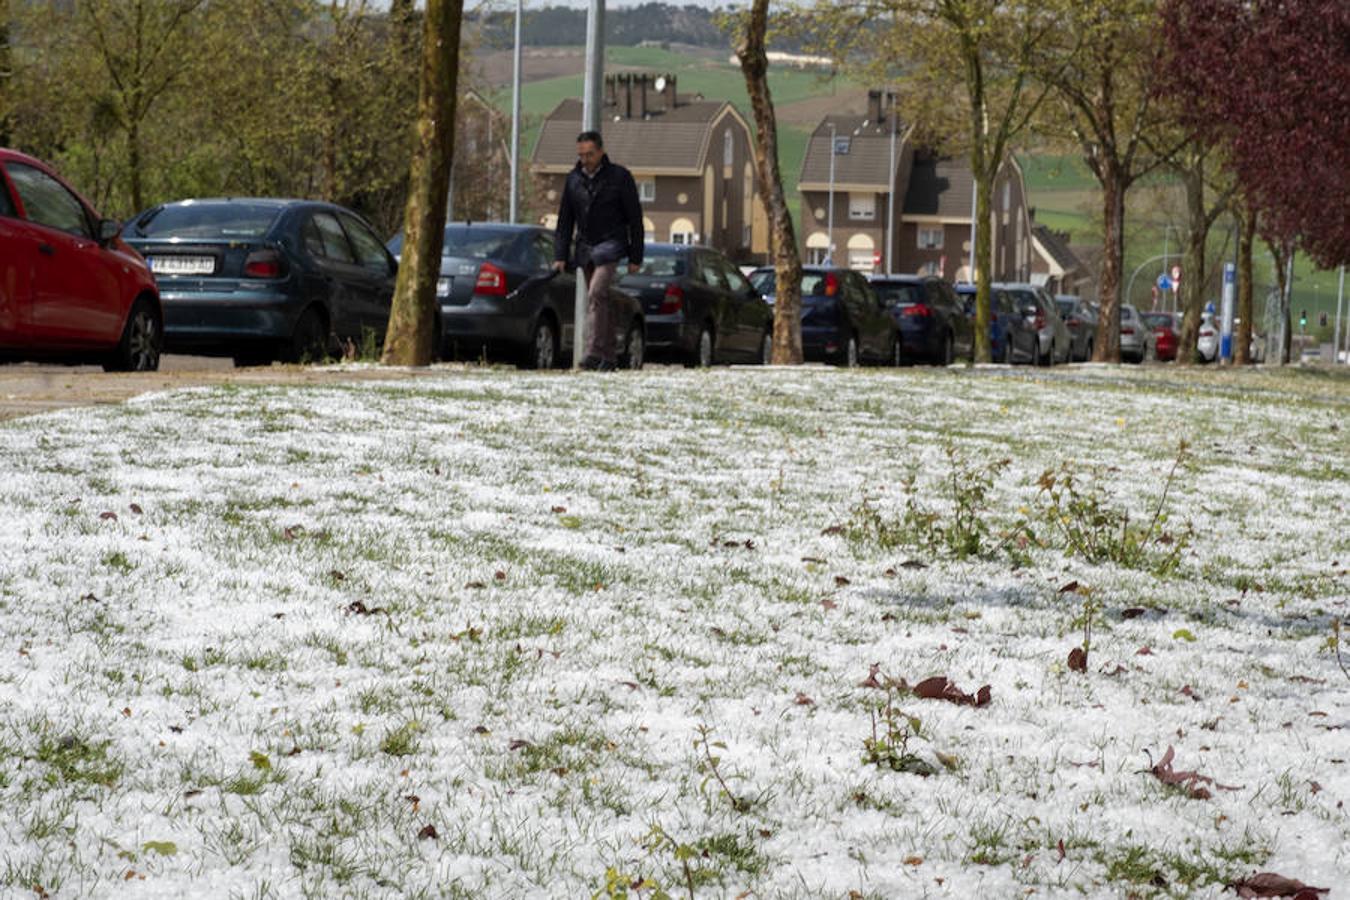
xmin=747 ymin=270 xmax=831 ymax=297
xmin=1141 ymin=313 xmax=1172 ymax=328
xmin=630 ymin=248 xmax=684 ymax=277
xmin=873 ymin=282 xmax=924 ymax=305
xmin=131 ymin=202 xmax=280 ymax=238
xmin=749 ymin=269 xmax=775 ymax=294
xmin=1056 ymin=299 xmax=1075 ymax=317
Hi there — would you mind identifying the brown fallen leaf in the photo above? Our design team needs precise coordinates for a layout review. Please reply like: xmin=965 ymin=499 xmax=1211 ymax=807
xmin=1121 ymin=607 xmax=1146 ymax=619
xmin=508 ymin=739 xmax=532 ymax=751
xmin=551 ymin=506 xmax=567 ymax=514
xmin=1068 ymin=647 xmax=1088 ymax=672
xmin=834 ymin=575 xmax=851 ymax=587
xmin=801 ymin=556 xmax=827 ymax=564
xmin=1058 ymin=580 xmax=1080 ymax=594
xmin=793 ymin=692 xmax=815 ymax=706
xmin=820 ymin=598 xmax=838 ymax=611
xmin=99 ymin=511 xmax=118 ymax=521
xmin=903 ymin=855 xmax=923 ymax=866
xmin=900 ymin=559 xmax=927 ymax=569
xmin=129 ymin=503 xmax=143 ymax=515
xmin=417 ymin=824 xmax=438 ymax=840
xmin=912 ymin=676 xmax=991 ymax=708
xmin=1227 ymin=872 xmax=1329 ymax=898
xmin=1137 ymin=646 xmax=1154 ymax=656
xmin=1148 ymin=745 xmax=1243 ymax=800
xmin=820 ymin=525 xmax=845 ymax=536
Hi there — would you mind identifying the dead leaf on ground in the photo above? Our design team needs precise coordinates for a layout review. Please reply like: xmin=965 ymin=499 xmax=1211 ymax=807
xmin=900 ymin=559 xmax=927 ymax=569
xmin=1068 ymin=647 xmax=1088 ymax=672
xmin=820 ymin=525 xmax=845 ymax=536
xmin=99 ymin=511 xmax=118 ymax=521
xmin=1058 ymin=580 xmax=1080 ymax=594
xmin=913 ymin=676 xmax=991 ymax=708
xmin=1147 ymin=745 xmax=1243 ymax=800
xmin=129 ymin=503 xmax=143 ymax=515
xmin=834 ymin=575 xmax=850 ymax=587
xmin=1227 ymin=872 xmax=1329 ymax=898
xmin=793 ymin=692 xmax=815 ymax=706
xmin=417 ymin=824 xmax=438 ymax=841
xmin=820 ymin=598 xmax=838 ymax=610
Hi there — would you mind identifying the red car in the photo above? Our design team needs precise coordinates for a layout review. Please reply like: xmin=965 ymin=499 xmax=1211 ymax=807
xmin=0 ymin=149 xmax=162 ymax=370
xmin=1141 ymin=311 xmax=1179 ymax=362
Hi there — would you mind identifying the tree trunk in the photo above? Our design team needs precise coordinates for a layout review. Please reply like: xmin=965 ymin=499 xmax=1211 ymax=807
xmin=735 ymin=0 xmax=801 ymax=364
xmin=1268 ymin=240 xmax=1292 ymax=365
xmin=972 ymin=169 xmax=993 ymax=362
xmin=127 ymin=117 xmax=144 ymax=213
xmin=381 ymin=0 xmax=463 ymax=367
xmin=1175 ymin=162 xmax=1208 ymax=366
xmin=1234 ymin=204 xmax=1255 ymax=365
xmin=0 ymin=0 xmax=12 ymax=146
xmin=1093 ymin=163 xmax=1126 ymax=362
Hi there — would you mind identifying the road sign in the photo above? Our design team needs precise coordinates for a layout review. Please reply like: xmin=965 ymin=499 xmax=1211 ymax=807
xmin=1157 ymin=274 xmax=1172 ymax=292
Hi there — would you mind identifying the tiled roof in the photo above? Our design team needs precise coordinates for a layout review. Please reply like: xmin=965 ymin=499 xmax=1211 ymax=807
xmin=798 ymin=115 xmax=905 ymax=189
xmin=1031 ymin=224 xmax=1082 ymax=272
xmin=902 ymin=156 xmax=975 ymax=218
xmin=531 ymin=98 xmax=733 ymax=173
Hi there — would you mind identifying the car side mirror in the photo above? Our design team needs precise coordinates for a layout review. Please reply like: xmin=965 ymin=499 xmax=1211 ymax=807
xmin=98 ymin=218 xmax=122 ymax=244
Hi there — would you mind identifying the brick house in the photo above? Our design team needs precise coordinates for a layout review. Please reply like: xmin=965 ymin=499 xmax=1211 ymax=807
xmin=530 ymin=74 xmax=768 ymax=262
xmin=1029 ymin=222 xmax=1089 ymax=298
xmin=798 ymin=91 xmax=1033 ymax=281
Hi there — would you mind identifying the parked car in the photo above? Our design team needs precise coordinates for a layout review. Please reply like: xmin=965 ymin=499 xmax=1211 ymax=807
xmin=123 ymin=198 xmax=392 ymax=366
xmin=996 ymin=283 xmax=1072 ymax=365
xmin=869 ymin=274 xmax=973 ymax=365
xmin=620 ymin=243 xmax=772 ymax=366
xmin=0 ymin=148 xmax=162 ymax=370
xmin=955 ymin=284 xmax=1040 ymax=364
xmin=1119 ymin=304 xmax=1156 ymax=363
xmin=1139 ymin=310 xmax=1179 ymax=362
xmin=1055 ymin=295 xmax=1098 ymax=361
xmin=389 ymin=223 xmax=645 ymax=369
xmin=750 ymin=266 xmax=900 ymax=366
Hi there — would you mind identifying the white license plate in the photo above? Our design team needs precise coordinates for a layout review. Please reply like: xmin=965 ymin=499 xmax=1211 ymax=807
xmin=149 ymin=255 xmax=216 ymax=276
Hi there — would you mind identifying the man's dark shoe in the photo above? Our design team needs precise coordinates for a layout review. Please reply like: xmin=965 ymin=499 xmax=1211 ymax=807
xmin=580 ymin=355 xmax=602 ymax=370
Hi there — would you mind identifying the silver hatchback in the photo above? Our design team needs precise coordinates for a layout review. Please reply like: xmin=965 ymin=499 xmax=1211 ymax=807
xmin=1120 ymin=304 xmax=1156 ymax=363
xmin=995 ymin=283 xmax=1073 ymax=365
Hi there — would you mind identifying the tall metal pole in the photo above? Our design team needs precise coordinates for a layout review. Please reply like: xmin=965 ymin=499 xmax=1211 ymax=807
xmin=1337 ymin=264 xmax=1347 ymax=365
xmin=826 ymin=123 xmax=836 ymax=266
xmin=885 ymin=91 xmax=896 ymax=276
xmin=573 ymin=0 xmax=605 ymax=368
xmin=509 ymin=0 xmax=523 ymax=224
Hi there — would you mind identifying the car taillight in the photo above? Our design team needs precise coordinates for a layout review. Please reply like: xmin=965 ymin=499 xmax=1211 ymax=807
xmin=901 ymin=303 xmax=932 ymax=317
xmin=658 ymin=284 xmax=684 ymax=315
xmin=243 ymin=249 xmax=285 ymax=279
xmin=475 ymin=262 xmax=507 ymax=296
xmin=824 ymin=273 xmax=839 ymax=297
xmin=1122 ymin=327 xmax=1135 ymax=336
xmin=1031 ymin=312 xmax=1045 ymax=330
xmin=1067 ymin=317 xmax=1081 ymax=327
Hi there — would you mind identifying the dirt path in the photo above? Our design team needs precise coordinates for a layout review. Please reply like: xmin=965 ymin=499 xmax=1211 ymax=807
xmin=0 ymin=357 xmax=454 ymax=423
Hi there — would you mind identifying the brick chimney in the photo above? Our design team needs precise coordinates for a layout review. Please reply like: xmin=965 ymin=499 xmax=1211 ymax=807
xmin=634 ymin=74 xmax=648 ymax=119
xmin=659 ymin=74 xmax=677 ymax=112
xmin=867 ymin=89 xmax=883 ymax=127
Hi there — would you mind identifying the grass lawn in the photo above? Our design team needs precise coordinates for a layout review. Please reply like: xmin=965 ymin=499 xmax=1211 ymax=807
xmin=1 ymin=363 xmax=1347 ymax=897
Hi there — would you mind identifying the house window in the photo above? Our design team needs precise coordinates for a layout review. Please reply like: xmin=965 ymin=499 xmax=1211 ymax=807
xmin=917 ymin=227 xmax=944 ymax=250
xmin=670 ymin=217 xmax=697 ymax=245
xmin=848 ymin=193 xmax=875 ymax=221
xmin=639 ymin=179 xmax=656 ymax=203
xmin=806 ymin=246 xmax=830 ymax=265
xmin=724 ymin=130 xmax=734 ymax=167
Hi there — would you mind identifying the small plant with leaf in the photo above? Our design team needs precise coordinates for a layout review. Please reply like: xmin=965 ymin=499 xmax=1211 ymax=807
xmin=693 ymin=725 xmax=760 ymax=814
xmin=860 ymin=672 xmax=939 ymax=777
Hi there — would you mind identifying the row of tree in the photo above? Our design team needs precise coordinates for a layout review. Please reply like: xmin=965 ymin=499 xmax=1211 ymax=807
xmin=738 ymin=0 xmax=1348 ymax=365
xmin=0 ymin=0 xmax=525 ymax=239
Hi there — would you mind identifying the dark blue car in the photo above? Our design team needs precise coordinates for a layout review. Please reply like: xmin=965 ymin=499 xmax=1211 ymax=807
xmin=750 ymin=265 xmax=899 ymax=366
xmin=620 ymin=244 xmax=773 ymax=366
xmin=956 ymin=283 xmax=1039 ymax=364
xmin=124 ymin=198 xmax=395 ymax=365
xmin=388 ymin=223 xmax=646 ymax=369
xmin=870 ymin=274 xmax=973 ymax=365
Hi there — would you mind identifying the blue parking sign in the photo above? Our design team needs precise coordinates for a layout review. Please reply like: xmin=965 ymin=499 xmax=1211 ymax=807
xmin=1157 ymin=274 xmax=1172 ymax=292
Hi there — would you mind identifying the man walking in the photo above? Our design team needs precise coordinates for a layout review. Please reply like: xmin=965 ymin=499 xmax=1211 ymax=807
xmin=552 ymin=130 xmax=644 ymax=370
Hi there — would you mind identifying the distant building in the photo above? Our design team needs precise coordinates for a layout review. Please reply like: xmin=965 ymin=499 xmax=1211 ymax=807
xmin=1029 ymin=222 xmax=1089 ymax=297
xmin=530 ymin=74 xmax=767 ymax=261
xmin=798 ymin=90 xmax=1033 ymax=281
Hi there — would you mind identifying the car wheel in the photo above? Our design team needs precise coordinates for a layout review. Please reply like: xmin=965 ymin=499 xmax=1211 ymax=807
xmin=688 ymin=325 xmax=714 ymax=368
xmin=943 ymin=332 xmax=955 ymax=366
xmin=1001 ymin=337 xmax=1013 ymax=365
xmin=1037 ymin=340 xmax=1051 ymax=367
xmin=844 ymin=332 xmax=860 ymax=368
xmin=1085 ymin=338 xmax=1094 ymax=362
xmin=285 ymin=307 xmax=331 ymax=365
xmin=523 ymin=317 xmax=558 ymax=370
xmin=103 ymin=299 xmax=161 ymax=372
xmin=621 ymin=324 xmax=644 ymax=370
xmin=759 ymin=330 xmax=773 ymax=365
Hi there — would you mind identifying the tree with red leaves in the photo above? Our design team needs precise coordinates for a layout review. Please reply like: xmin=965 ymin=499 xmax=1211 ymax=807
xmin=1160 ymin=0 xmax=1350 ymax=360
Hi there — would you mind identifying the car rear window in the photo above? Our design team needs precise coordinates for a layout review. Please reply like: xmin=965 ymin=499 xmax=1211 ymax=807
xmin=131 ymin=202 xmax=281 ymax=238
xmin=1140 ymin=313 xmax=1172 ymax=328
xmin=1056 ymin=299 xmax=1075 ymax=317
xmin=873 ymin=282 xmax=924 ymax=305
xmin=749 ymin=269 xmax=775 ymax=294
xmin=746 ymin=270 xmax=831 ymax=297
xmin=387 ymin=226 xmax=522 ymax=260
xmin=631 ymin=247 xmax=684 ymax=277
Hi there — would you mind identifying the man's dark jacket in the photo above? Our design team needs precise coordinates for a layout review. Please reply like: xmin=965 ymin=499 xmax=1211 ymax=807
xmin=554 ymin=154 xmax=644 ymax=267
